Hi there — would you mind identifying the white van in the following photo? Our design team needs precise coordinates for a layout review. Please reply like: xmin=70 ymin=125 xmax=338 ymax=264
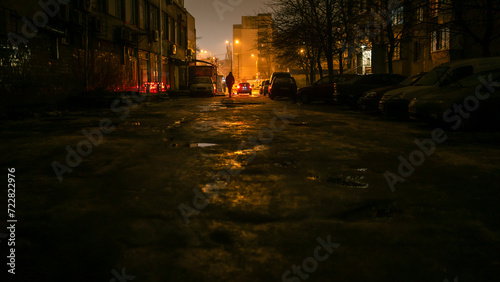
xmin=379 ymin=57 xmax=500 ymax=116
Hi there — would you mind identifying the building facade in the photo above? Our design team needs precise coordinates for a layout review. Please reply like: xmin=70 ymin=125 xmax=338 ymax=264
xmin=365 ymin=0 xmax=500 ymax=77
xmin=1 ymin=0 xmax=195 ymax=109
xmin=232 ymin=13 xmax=280 ymax=83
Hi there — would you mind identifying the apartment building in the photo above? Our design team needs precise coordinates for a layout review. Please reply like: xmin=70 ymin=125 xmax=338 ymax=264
xmin=232 ymin=13 xmax=282 ymax=82
xmin=0 ymin=0 xmax=195 ymax=105
xmin=367 ymin=0 xmax=500 ymax=76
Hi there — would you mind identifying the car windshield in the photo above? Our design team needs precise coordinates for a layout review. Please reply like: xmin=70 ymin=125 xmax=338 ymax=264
xmin=400 ymin=73 xmax=425 ymax=86
xmin=194 ymin=77 xmax=212 ymax=84
xmin=344 ymin=75 xmax=367 ymax=84
xmin=455 ymin=70 xmax=500 ymax=88
xmin=415 ymin=67 xmax=449 ymax=86
xmin=275 ymin=77 xmax=293 ymax=84
xmin=344 ymin=75 xmax=377 ymax=84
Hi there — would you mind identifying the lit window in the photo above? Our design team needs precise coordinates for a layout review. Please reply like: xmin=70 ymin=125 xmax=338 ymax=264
xmin=392 ymin=43 xmax=401 ymax=60
xmin=432 ymin=28 xmax=450 ymax=51
xmin=416 ymin=6 xmax=424 ymax=22
xmin=392 ymin=6 xmax=404 ymax=25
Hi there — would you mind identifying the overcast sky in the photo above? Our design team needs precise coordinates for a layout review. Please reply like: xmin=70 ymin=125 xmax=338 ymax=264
xmin=184 ymin=0 xmax=270 ymax=59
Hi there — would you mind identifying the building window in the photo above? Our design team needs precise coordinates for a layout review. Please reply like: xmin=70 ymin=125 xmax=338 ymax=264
xmin=139 ymin=0 xmax=149 ymax=30
xmin=175 ymin=20 xmax=179 ymax=45
xmin=169 ymin=17 xmax=175 ymax=42
xmin=126 ymin=0 xmax=137 ymax=25
xmin=430 ymin=0 xmax=439 ymax=17
xmin=392 ymin=43 xmax=400 ymax=60
xmin=432 ymin=28 xmax=450 ymax=52
xmin=151 ymin=5 xmax=158 ymax=31
xmin=181 ymin=26 xmax=186 ymax=47
xmin=416 ymin=6 xmax=424 ymax=22
xmin=162 ymin=13 xmax=168 ymax=40
xmin=391 ymin=6 xmax=404 ymax=25
xmin=414 ymin=41 xmax=422 ymax=61
xmin=115 ymin=0 xmax=123 ymax=19
xmin=108 ymin=0 xmax=123 ymax=19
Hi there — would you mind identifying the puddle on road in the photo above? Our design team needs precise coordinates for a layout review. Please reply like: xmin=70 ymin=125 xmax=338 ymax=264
xmin=327 ymin=175 xmax=369 ymax=189
xmin=187 ymin=143 xmax=218 ymax=148
xmin=273 ymin=160 xmax=297 ymax=168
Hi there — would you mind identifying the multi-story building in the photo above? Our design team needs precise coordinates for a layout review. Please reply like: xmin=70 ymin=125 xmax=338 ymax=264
xmin=0 ymin=0 xmax=195 ymax=109
xmin=366 ymin=0 xmax=500 ymax=76
xmin=232 ymin=13 xmax=280 ymax=83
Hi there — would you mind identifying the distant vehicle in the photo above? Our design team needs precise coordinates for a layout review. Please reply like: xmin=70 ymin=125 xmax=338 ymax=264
xmin=237 ymin=82 xmax=252 ymax=94
xmin=408 ymin=69 xmax=500 ymax=127
xmin=379 ymin=57 xmax=500 ymax=117
xmin=259 ymin=80 xmax=270 ymax=96
xmin=269 ymin=77 xmax=297 ymax=100
xmin=358 ymin=72 xmax=426 ymax=111
xmin=333 ymin=74 xmax=407 ymax=108
xmin=190 ymin=77 xmax=215 ymax=97
xmin=297 ymin=74 xmax=358 ymax=103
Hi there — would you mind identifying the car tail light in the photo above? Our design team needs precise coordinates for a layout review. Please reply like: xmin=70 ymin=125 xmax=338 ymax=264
xmin=238 ymin=85 xmax=241 ymax=89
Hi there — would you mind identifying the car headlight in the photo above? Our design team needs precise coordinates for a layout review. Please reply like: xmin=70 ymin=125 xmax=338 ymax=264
xmin=365 ymin=91 xmax=377 ymax=98
xmin=408 ymin=98 xmax=417 ymax=107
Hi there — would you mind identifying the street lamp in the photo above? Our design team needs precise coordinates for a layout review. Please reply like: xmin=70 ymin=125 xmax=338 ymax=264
xmin=225 ymin=40 xmax=233 ymax=73
xmin=234 ymin=39 xmax=240 ymax=81
xmin=200 ymin=49 xmax=214 ymax=63
xmin=252 ymin=54 xmax=258 ymax=81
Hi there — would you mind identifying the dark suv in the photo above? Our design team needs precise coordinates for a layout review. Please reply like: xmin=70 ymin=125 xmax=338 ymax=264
xmin=269 ymin=77 xmax=297 ymax=100
xmin=297 ymin=74 xmax=357 ymax=103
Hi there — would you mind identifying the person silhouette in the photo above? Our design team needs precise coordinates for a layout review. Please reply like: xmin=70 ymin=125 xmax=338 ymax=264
xmin=225 ymin=72 xmax=235 ymax=98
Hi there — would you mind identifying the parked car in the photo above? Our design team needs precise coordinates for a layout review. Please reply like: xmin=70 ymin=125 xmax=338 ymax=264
xmin=268 ymin=72 xmax=292 ymax=93
xmin=269 ymin=72 xmax=292 ymax=84
xmin=379 ymin=57 xmax=500 ymax=118
xmin=190 ymin=77 xmax=215 ymax=97
xmin=408 ymin=69 xmax=500 ymax=127
xmin=333 ymin=74 xmax=407 ymax=108
xmin=259 ymin=80 xmax=270 ymax=96
xmin=269 ymin=77 xmax=297 ymax=100
xmin=358 ymin=72 xmax=426 ymax=111
xmin=297 ymin=74 xmax=358 ymax=103
xmin=237 ymin=82 xmax=252 ymax=94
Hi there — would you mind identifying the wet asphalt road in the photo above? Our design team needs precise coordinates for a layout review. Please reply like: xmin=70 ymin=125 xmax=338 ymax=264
xmin=1 ymin=93 xmax=500 ymax=281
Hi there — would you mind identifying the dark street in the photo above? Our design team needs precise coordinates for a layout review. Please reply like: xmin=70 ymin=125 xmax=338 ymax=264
xmin=1 ymin=95 xmax=500 ymax=281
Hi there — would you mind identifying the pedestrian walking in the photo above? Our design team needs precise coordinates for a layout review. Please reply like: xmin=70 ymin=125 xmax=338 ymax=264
xmin=226 ymin=72 xmax=235 ymax=98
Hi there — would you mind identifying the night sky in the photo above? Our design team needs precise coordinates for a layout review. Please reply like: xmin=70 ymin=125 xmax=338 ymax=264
xmin=184 ymin=0 xmax=269 ymax=59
